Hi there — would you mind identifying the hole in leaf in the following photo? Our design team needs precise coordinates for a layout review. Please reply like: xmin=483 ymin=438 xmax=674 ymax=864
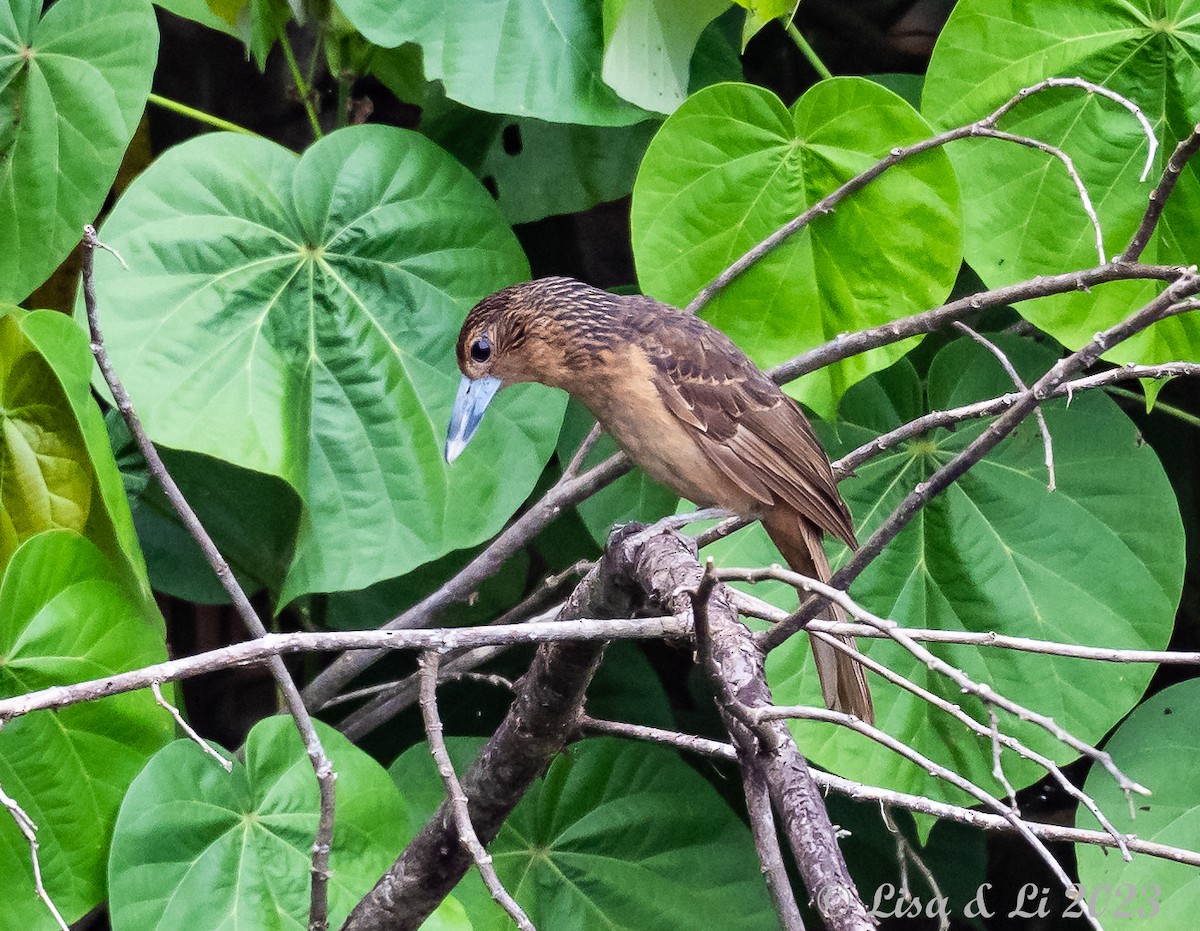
xmin=501 ymin=124 xmax=522 ymax=156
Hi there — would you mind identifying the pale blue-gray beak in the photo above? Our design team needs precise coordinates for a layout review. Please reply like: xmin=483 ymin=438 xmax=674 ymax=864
xmin=445 ymin=375 xmax=502 ymax=463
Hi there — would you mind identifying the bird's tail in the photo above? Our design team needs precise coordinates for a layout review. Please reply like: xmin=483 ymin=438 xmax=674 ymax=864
xmin=763 ymin=516 xmax=875 ymax=725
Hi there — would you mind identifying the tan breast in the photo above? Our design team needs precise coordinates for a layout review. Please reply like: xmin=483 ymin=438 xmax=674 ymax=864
xmin=574 ymin=346 xmax=762 ymax=515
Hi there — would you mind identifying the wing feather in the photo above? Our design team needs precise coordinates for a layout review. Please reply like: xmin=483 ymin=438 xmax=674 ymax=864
xmin=629 ymin=299 xmax=856 ymax=547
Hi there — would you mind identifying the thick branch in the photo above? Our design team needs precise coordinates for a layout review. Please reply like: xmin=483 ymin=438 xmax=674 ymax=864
xmin=1120 ymin=123 xmax=1200 ymax=262
xmin=340 ymin=527 xmax=649 ymax=930
xmin=648 ymin=535 xmax=872 ymax=931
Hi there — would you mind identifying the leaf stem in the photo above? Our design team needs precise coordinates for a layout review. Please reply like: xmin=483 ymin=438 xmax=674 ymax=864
xmin=278 ymin=26 xmax=324 ymax=140
xmin=147 ymin=93 xmax=258 ymax=136
xmin=1106 ymin=385 xmax=1200 ymax=429
xmin=785 ymin=20 xmax=832 ymax=80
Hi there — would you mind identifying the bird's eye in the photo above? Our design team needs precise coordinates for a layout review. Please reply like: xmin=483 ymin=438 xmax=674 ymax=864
xmin=469 ymin=335 xmax=492 ymax=364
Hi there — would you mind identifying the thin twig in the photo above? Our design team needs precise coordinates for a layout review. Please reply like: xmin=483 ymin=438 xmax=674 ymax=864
xmin=151 ymin=682 xmax=233 ymax=773
xmin=418 ymin=653 xmax=534 ymax=931
xmin=988 ymin=707 xmax=1020 ymax=813
xmin=436 ymin=670 xmax=517 ymax=691
xmin=756 ymin=704 xmax=1103 ymax=931
xmin=578 ymin=717 xmax=1200 ymax=869
xmin=972 ymin=127 xmax=1104 ymax=265
xmin=0 ymin=616 xmax=688 ymax=722
xmin=0 ymin=773 xmax=68 ymax=931
xmin=766 ymin=274 xmax=1200 ymax=655
xmin=740 ymin=753 xmax=807 ymax=931
xmin=880 ymin=806 xmax=950 ymax=931
xmin=334 ymin=668 xmax=517 ymax=709
xmin=687 ymin=76 xmax=1157 ymax=315
xmin=952 ymin=321 xmax=1055 ymax=490
xmin=82 ymin=226 xmax=336 ymax=931
xmin=562 ymin=421 xmax=605 ymax=481
xmin=1005 ymin=77 xmax=1158 ymax=181
xmin=749 ymin=565 xmax=1151 ymax=801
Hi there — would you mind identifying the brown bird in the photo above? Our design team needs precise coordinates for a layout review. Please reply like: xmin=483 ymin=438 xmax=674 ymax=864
xmin=445 ymin=277 xmax=873 ymax=723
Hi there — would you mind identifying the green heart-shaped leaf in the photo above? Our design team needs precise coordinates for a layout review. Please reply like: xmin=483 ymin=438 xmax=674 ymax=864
xmin=0 ymin=530 xmax=171 ymax=926
xmin=86 ymin=125 xmax=563 ymax=605
xmin=337 ymin=0 xmax=650 ymax=126
xmin=631 ymin=78 xmax=962 ymax=418
xmin=1 ymin=308 xmax=150 ymax=598
xmin=922 ymin=0 xmax=1200 ymax=365
xmin=704 ymin=337 xmax=1182 ymax=806
xmin=1077 ymin=679 xmax=1200 ymax=928
xmin=0 ymin=0 xmax=157 ymax=302
xmin=600 ymin=0 xmax=730 ymax=114
xmin=391 ymin=737 xmax=776 ymax=930
xmin=414 ymin=86 xmax=661 ymax=225
xmin=109 ymin=715 xmax=405 ymax=929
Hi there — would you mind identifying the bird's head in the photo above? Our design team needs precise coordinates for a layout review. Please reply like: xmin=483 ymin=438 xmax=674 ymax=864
xmin=445 ymin=277 xmax=617 ymax=463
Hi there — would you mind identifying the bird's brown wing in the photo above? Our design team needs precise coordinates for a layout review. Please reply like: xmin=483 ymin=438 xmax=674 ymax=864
xmin=632 ymin=305 xmax=857 ymax=548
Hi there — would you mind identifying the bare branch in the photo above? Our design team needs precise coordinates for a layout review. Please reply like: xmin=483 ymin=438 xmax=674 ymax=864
xmin=757 ymin=705 xmax=1103 ymax=931
xmin=82 ymin=226 xmax=336 ymax=931
xmin=952 ymin=321 xmax=1055 ymax=490
xmin=740 ymin=746 xmax=808 ymax=931
xmin=971 ymin=127 xmax=1104 ymax=265
xmin=987 ymin=707 xmax=1020 ymax=813
xmin=579 ymin=717 xmax=1200 ymax=869
xmin=0 ymin=774 xmax=69 ymax=931
xmin=1120 ymin=122 xmax=1200 ymax=262
xmin=418 ymin=653 xmax=534 ymax=931
xmin=765 ymin=272 xmax=1200 ymax=654
xmin=562 ymin=421 xmax=605 ymax=481
xmin=0 ymin=616 xmax=686 ymax=722
xmin=687 ymin=76 xmax=1157 ymax=316
xmin=151 ymin=682 xmax=232 ymax=773
xmin=748 ymin=565 xmax=1150 ymax=800
xmin=881 ymin=805 xmax=949 ymax=931
xmin=988 ymin=77 xmax=1158 ymax=181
